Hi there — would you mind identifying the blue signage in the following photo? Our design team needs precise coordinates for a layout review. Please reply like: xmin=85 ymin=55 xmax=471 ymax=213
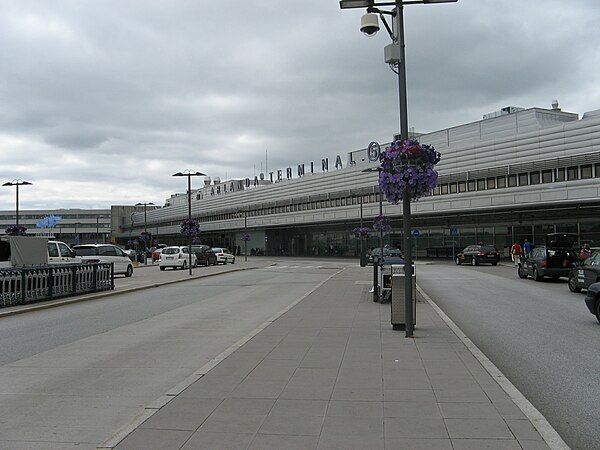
xmin=412 ymin=229 xmax=420 ymax=237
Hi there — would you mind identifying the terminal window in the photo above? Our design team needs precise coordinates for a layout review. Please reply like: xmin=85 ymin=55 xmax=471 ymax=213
xmin=496 ymin=176 xmax=506 ymax=188
xmin=542 ymin=170 xmax=553 ymax=183
xmin=508 ymin=175 xmax=517 ymax=187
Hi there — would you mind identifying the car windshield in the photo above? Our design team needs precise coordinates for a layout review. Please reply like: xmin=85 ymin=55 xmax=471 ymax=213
xmin=162 ymin=247 xmax=180 ymax=255
xmin=73 ymin=247 xmax=97 ymax=256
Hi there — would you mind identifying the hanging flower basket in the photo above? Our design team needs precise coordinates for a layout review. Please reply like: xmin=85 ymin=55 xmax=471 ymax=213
xmin=378 ymin=139 xmax=441 ymax=204
xmin=180 ymin=219 xmax=200 ymax=238
xmin=241 ymin=233 xmax=251 ymax=242
xmin=352 ymin=227 xmax=372 ymax=238
xmin=5 ymin=225 xmax=27 ymax=236
xmin=373 ymin=215 xmax=392 ymax=234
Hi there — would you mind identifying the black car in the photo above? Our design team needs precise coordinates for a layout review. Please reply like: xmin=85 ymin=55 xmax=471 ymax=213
xmin=568 ymin=251 xmax=600 ymax=292
xmin=584 ymin=282 xmax=600 ymax=323
xmin=518 ymin=233 xmax=579 ymax=281
xmin=455 ymin=245 xmax=500 ymax=266
xmin=367 ymin=247 xmax=402 ymax=265
xmin=191 ymin=245 xmax=217 ymax=266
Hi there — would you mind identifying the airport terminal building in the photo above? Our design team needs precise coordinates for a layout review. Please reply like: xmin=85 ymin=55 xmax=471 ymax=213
xmin=113 ymin=104 xmax=600 ymax=258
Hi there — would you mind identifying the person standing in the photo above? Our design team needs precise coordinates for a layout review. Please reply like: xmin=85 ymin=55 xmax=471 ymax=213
xmin=511 ymin=241 xmax=522 ymax=266
xmin=580 ymin=243 xmax=592 ymax=261
xmin=524 ymin=239 xmax=533 ymax=258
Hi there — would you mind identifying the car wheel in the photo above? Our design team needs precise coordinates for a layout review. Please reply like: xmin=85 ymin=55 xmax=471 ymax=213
xmin=491 ymin=262 xmax=498 ymax=266
xmin=125 ymin=265 xmax=133 ymax=277
xmin=455 ymin=257 xmax=461 ymax=265
xmin=160 ymin=266 xmax=166 ymax=271
xmin=517 ymin=264 xmax=528 ymax=279
xmin=568 ymin=274 xmax=581 ymax=293
xmin=533 ymin=267 xmax=542 ymax=282
xmin=471 ymin=257 xmax=478 ymax=266
xmin=595 ymin=298 xmax=600 ymax=324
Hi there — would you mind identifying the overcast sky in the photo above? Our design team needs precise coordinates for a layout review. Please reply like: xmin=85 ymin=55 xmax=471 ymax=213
xmin=1 ymin=0 xmax=599 ymax=211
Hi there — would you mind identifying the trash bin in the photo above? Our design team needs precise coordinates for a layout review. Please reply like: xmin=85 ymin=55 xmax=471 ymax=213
xmin=391 ymin=264 xmax=416 ymax=330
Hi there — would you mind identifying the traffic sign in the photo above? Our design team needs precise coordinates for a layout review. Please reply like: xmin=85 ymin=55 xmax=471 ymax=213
xmin=412 ymin=229 xmax=420 ymax=237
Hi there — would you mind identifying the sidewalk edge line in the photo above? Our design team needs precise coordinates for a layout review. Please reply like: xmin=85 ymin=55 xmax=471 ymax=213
xmin=417 ymin=284 xmax=570 ymax=450
xmin=96 ymin=266 xmax=345 ymax=449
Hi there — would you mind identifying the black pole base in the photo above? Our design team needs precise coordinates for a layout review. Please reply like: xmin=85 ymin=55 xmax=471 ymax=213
xmin=392 ymin=324 xmax=405 ymax=331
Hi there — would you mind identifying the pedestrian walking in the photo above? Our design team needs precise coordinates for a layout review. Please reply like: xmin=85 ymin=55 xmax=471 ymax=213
xmin=524 ymin=239 xmax=533 ymax=258
xmin=511 ymin=241 xmax=522 ymax=266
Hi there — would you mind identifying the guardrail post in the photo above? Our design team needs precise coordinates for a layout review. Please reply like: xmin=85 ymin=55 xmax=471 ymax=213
xmin=111 ymin=263 xmax=114 ymax=290
xmin=48 ymin=267 xmax=53 ymax=298
xmin=21 ymin=271 xmax=26 ymax=304
xmin=72 ymin=265 xmax=77 ymax=294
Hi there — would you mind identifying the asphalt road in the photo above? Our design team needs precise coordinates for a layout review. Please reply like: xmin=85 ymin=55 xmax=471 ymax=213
xmin=416 ymin=260 xmax=599 ymax=450
xmin=0 ymin=259 xmax=352 ymax=450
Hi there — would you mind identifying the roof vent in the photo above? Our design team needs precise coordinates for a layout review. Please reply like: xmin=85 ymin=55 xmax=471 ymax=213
xmin=551 ymin=99 xmax=561 ymax=111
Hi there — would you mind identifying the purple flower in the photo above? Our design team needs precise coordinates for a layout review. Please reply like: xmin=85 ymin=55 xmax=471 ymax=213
xmin=373 ymin=215 xmax=392 ymax=233
xmin=180 ymin=219 xmax=200 ymax=237
xmin=378 ymin=139 xmax=440 ymax=204
xmin=352 ymin=227 xmax=372 ymax=238
xmin=5 ymin=225 xmax=27 ymax=236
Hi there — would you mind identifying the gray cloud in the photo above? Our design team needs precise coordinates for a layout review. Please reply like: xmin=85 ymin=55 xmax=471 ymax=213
xmin=1 ymin=0 xmax=599 ymax=210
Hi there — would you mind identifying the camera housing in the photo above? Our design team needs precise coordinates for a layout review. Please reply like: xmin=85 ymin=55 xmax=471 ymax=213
xmin=360 ymin=13 xmax=379 ymax=36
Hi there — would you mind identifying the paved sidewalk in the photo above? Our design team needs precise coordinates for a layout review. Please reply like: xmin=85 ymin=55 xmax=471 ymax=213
xmin=105 ymin=266 xmax=559 ymax=450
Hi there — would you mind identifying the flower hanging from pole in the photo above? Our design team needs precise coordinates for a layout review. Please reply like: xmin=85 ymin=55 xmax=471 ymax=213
xmin=372 ymin=215 xmax=392 ymax=234
xmin=5 ymin=225 xmax=27 ymax=236
xmin=180 ymin=219 xmax=200 ymax=238
xmin=351 ymin=227 xmax=372 ymax=238
xmin=378 ymin=139 xmax=441 ymax=204
xmin=241 ymin=233 xmax=251 ymax=242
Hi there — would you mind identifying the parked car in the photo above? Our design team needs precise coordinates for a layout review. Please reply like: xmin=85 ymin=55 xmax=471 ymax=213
xmin=123 ymin=249 xmax=137 ymax=262
xmin=73 ymin=244 xmax=134 ymax=277
xmin=151 ymin=248 xmax=163 ymax=262
xmin=455 ymin=244 xmax=500 ymax=266
xmin=568 ymin=251 xmax=600 ymax=292
xmin=159 ymin=246 xmax=197 ymax=270
xmin=46 ymin=240 xmax=81 ymax=265
xmin=367 ymin=247 xmax=402 ymax=265
xmin=212 ymin=247 xmax=235 ymax=264
xmin=518 ymin=233 xmax=579 ymax=281
xmin=191 ymin=245 xmax=217 ymax=266
xmin=584 ymin=282 xmax=600 ymax=323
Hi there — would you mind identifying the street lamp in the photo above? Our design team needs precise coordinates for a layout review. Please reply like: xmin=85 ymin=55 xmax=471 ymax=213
xmin=362 ymin=168 xmax=384 ymax=302
xmin=136 ymin=202 xmax=156 ymax=264
xmin=172 ymin=170 xmax=205 ymax=275
xmin=2 ymin=179 xmax=32 ymax=227
xmin=341 ymin=0 xmax=457 ymax=337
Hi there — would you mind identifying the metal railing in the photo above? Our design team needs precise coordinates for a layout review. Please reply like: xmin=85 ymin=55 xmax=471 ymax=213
xmin=0 ymin=263 xmax=114 ymax=308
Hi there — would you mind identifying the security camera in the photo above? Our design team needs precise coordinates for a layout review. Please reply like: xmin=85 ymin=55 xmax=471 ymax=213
xmin=360 ymin=13 xmax=379 ymax=36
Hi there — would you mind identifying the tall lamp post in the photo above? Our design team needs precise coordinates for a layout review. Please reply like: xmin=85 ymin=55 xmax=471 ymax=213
xmin=2 ymin=179 xmax=32 ymax=228
xmin=362 ymin=168 xmax=384 ymax=302
xmin=341 ymin=0 xmax=457 ymax=337
xmin=172 ymin=170 xmax=205 ymax=275
xmin=136 ymin=202 xmax=155 ymax=264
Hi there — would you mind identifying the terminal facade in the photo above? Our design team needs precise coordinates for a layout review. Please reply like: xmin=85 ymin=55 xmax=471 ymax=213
xmin=117 ymin=104 xmax=600 ymax=257
xmin=3 ymin=105 xmax=599 ymax=258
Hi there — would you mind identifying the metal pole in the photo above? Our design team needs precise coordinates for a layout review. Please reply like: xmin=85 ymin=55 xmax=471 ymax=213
xmin=187 ymin=175 xmax=193 ymax=276
xmin=360 ymin=194 xmax=365 ymax=266
xmin=15 ymin=184 xmax=19 ymax=227
xmin=244 ymin=209 xmax=248 ymax=262
xmin=395 ymin=3 xmax=414 ymax=337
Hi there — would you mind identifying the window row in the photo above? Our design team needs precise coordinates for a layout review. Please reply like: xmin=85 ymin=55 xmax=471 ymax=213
xmin=433 ymin=163 xmax=600 ymax=196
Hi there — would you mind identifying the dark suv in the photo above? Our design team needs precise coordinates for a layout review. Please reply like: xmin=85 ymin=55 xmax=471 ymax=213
xmin=455 ymin=244 xmax=500 ymax=266
xmin=518 ymin=233 xmax=579 ymax=281
xmin=191 ymin=245 xmax=217 ymax=266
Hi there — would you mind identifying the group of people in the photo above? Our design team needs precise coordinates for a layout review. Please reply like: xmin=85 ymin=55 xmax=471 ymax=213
xmin=511 ymin=239 xmax=593 ymax=266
